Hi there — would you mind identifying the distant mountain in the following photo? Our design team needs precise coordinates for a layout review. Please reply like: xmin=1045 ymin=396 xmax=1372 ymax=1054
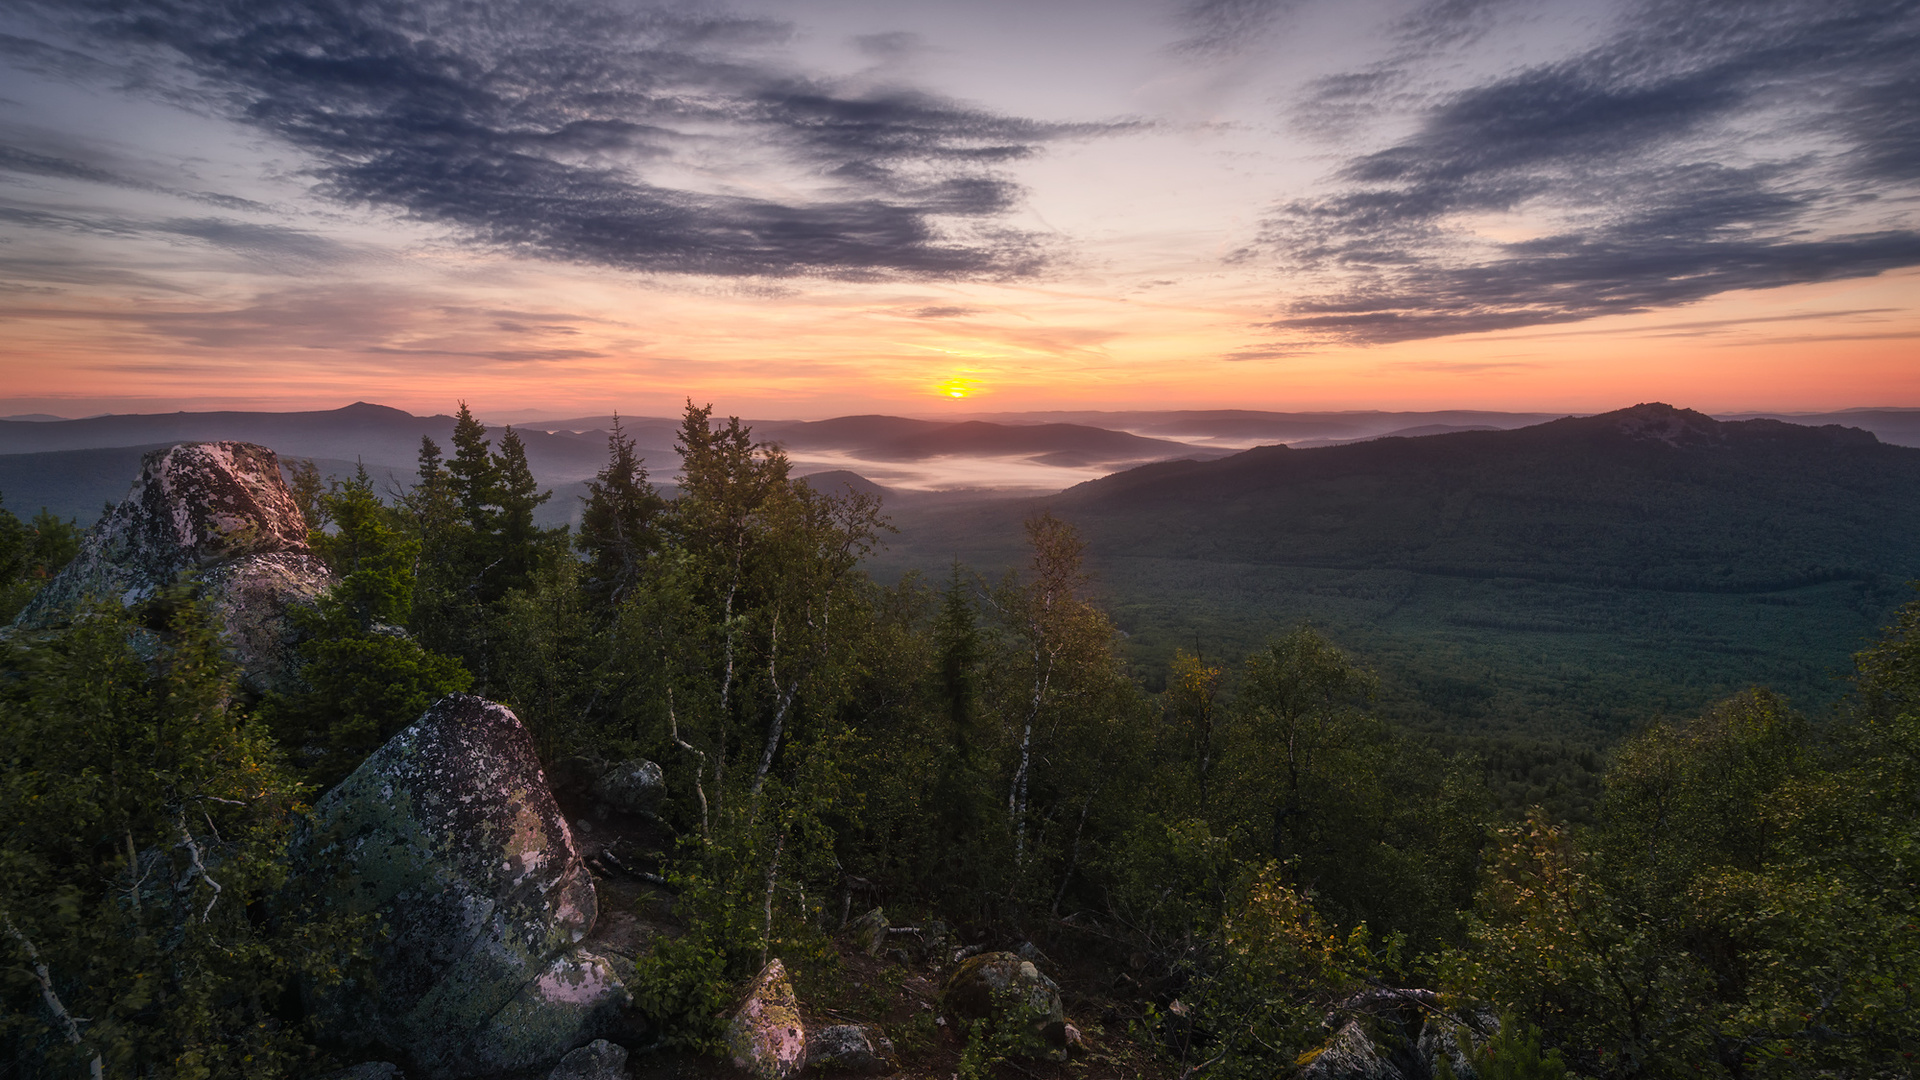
xmin=0 ymin=401 xmax=644 ymax=480
xmin=760 ymin=416 xmax=1213 ymax=466
xmin=1056 ymin=403 xmax=1911 ymax=592
xmin=1721 ymin=408 xmax=1920 ymax=448
xmin=872 ymin=404 xmax=1920 ymax=742
xmin=795 ymin=469 xmax=893 ymax=501
xmin=954 ymin=409 xmax=1566 ymax=446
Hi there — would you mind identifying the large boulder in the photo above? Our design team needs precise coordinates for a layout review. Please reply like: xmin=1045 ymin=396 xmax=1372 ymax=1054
xmin=726 ymin=959 xmax=807 ymax=1080
xmin=12 ymin=441 xmax=330 ymax=694
xmin=941 ymin=952 xmax=1066 ymax=1061
xmin=294 ymin=694 xmax=632 ymax=1077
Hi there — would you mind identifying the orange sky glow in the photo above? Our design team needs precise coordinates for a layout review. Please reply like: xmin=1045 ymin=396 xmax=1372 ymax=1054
xmin=2 ymin=0 xmax=1916 ymax=421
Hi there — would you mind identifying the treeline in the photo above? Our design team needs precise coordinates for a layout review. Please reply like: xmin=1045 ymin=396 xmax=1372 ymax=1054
xmin=1 ymin=403 xmax=1916 ymax=1077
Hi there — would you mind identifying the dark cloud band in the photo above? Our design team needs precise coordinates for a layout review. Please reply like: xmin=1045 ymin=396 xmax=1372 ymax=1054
xmin=1260 ymin=0 xmax=1920 ymax=343
xmin=17 ymin=0 xmax=1108 ymax=279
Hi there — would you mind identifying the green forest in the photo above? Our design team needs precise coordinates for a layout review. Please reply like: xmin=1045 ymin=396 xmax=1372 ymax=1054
xmin=2 ymin=403 xmax=1916 ymax=1078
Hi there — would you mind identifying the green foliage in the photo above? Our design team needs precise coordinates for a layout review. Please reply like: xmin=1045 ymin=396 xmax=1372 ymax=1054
xmin=1174 ymin=864 xmax=1388 ymax=1080
xmin=265 ymin=466 xmax=472 ymax=786
xmin=1439 ymin=1016 xmax=1568 ymax=1080
xmin=1447 ymin=645 xmax=1920 ymax=1076
xmin=0 ymin=601 xmax=364 ymax=1079
xmin=0 ymin=495 xmax=81 ymax=620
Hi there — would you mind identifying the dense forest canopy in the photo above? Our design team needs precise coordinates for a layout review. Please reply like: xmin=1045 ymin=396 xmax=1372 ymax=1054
xmin=1 ymin=403 xmax=1916 ymax=1078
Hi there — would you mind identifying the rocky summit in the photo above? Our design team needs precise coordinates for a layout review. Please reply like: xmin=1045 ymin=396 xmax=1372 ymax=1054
xmin=12 ymin=440 xmax=331 ymax=693
xmin=293 ymin=693 xmax=634 ymax=1078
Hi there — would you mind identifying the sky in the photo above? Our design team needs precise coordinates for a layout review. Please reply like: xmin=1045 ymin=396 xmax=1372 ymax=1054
xmin=0 ymin=0 xmax=1916 ymax=420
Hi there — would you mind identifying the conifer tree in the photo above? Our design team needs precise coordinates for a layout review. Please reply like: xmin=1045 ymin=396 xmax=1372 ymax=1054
xmin=447 ymin=402 xmax=498 ymax=535
xmin=491 ymin=425 xmax=553 ymax=596
xmin=579 ymin=415 xmax=663 ymax=606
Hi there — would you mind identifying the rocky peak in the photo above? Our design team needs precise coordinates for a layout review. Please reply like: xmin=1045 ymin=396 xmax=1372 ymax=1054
xmin=1605 ymin=402 xmax=1723 ymax=447
xmin=14 ymin=441 xmax=331 ymax=694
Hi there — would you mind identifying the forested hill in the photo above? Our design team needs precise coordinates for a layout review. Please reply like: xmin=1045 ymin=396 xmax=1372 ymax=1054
xmin=1056 ymin=402 xmax=1917 ymax=593
xmin=875 ymin=403 xmax=1920 ymax=746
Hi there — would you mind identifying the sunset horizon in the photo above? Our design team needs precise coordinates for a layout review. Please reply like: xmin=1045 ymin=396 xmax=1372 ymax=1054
xmin=4 ymin=0 xmax=1916 ymax=419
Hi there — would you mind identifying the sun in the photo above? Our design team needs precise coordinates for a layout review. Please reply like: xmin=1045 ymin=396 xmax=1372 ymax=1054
xmin=934 ymin=377 xmax=978 ymax=399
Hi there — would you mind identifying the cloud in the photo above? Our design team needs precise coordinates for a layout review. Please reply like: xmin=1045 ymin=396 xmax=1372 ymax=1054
xmin=0 ymin=199 xmax=361 ymax=275
xmin=12 ymin=0 xmax=1121 ymax=280
xmin=907 ymin=305 xmax=978 ymax=318
xmin=1171 ymin=0 xmax=1301 ymax=59
xmin=1257 ymin=0 xmax=1920 ymax=343
xmin=853 ymin=32 xmax=926 ymax=63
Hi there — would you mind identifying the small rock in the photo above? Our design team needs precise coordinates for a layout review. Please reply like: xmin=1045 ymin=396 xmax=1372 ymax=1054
xmin=806 ymin=1023 xmax=898 ymax=1074
xmin=588 ymin=759 xmax=665 ymax=814
xmin=1063 ymin=1023 xmax=1090 ymax=1057
xmin=846 ymin=907 xmax=889 ymax=956
xmin=548 ymin=1039 xmax=628 ymax=1080
xmin=727 ymin=959 xmax=807 ymax=1080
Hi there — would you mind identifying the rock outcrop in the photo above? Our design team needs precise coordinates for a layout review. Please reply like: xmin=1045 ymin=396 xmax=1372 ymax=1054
xmin=726 ymin=959 xmax=807 ymax=1080
xmin=11 ymin=441 xmax=330 ymax=694
xmin=941 ymin=952 xmax=1067 ymax=1061
xmin=1296 ymin=989 xmax=1494 ymax=1080
xmin=293 ymin=694 xmax=632 ymax=1078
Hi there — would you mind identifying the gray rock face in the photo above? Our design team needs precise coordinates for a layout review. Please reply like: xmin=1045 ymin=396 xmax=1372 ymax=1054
xmin=13 ymin=441 xmax=330 ymax=694
xmin=547 ymin=1038 xmax=628 ymax=1080
xmin=806 ymin=1023 xmax=898 ymax=1074
xmin=295 ymin=694 xmax=631 ymax=1078
xmin=587 ymin=760 xmax=665 ymax=815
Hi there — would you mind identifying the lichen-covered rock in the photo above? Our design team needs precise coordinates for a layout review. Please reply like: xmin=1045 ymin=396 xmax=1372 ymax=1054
xmin=294 ymin=694 xmax=629 ymax=1077
xmin=806 ymin=1023 xmax=897 ymax=1074
xmin=727 ymin=959 xmax=807 ymax=1080
xmin=12 ymin=441 xmax=330 ymax=694
xmin=548 ymin=1039 xmax=628 ymax=1080
xmin=587 ymin=759 xmax=664 ymax=814
xmin=941 ymin=952 xmax=1066 ymax=1061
